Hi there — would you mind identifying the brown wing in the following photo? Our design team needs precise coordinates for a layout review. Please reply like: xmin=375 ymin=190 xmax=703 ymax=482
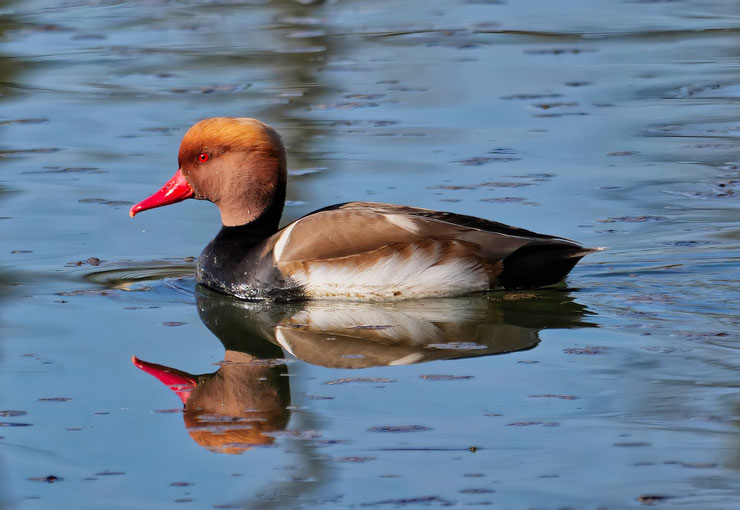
xmin=271 ymin=201 xmax=580 ymax=264
xmin=322 ymin=202 xmax=563 ymax=239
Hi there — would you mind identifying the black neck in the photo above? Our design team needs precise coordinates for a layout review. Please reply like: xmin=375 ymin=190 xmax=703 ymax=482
xmin=197 ymin=186 xmax=289 ymax=298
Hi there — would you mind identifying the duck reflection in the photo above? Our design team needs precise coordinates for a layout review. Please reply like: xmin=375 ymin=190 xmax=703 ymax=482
xmin=133 ymin=343 xmax=289 ymax=455
xmin=134 ymin=288 xmax=594 ymax=453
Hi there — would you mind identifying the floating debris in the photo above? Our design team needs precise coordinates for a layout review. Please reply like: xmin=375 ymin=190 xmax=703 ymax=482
xmin=368 ymin=425 xmax=431 ymax=433
xmin=427 ymin=342 xmax=487 ymax=350
xmin=419 ymin=375 xmax=474 ymax=381
xmin=454 ymin=156 xmax=521 ymax=166
xmin=0 ymin=410 xmax=27 ymax=417
xmin=480 ymin=197 xmax=539 ymax=206
xmin=169 ymin=84 xmax=250 ymax=94
xmin=345 ymin=93 xmax=386 ymax=100
xmin=528 ymin=394 xmax=578 ymax=400
xmin=27 ymin=475 xmax=63 ymax=483
xmin=637 ymin=495 xmax=672 ymax=505
xmin=325 ymin=377 xmax=396 ymax=385
xmin=79 ymin=198 xmax=133 ymax=207
xmin=362 ymin=495 xmax=452 ymax=506
xmin=525 ymin=48 xmax=595 ymax=55
xmin=312 ymin=102 xmax=379 ymax=110
xmin=533 ymin=101 xmax=578 ymax=110
xmin=500 ymin=93 xmax=562 ymax=100
xmin=607 ymin=151 xmax=639 ymax=156
xmin=31 ymin=166 xmax=102 ymax=174
xmin=67 ymin=257 xmax=103 ymax=267
xmin=0 ymin=118 xmax=48 ymax=125
xmin=564 ymin=346 xmax=609 ymax=355
xmin=597 ymin=216 xmax=668 ymax=223
xmin=300 ymin=394 xmax=335 ymax=400
xmin=506 ymin=421 xmax=560 ymax=427
xmin=428 ymin=182 xmax=534 ymax=190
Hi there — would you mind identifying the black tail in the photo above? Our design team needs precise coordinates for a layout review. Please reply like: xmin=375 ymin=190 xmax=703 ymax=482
xmin=500 ymin=243 xmax=601 ymax=289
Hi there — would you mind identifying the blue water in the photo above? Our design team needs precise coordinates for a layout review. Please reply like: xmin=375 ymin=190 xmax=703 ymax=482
xmin=1 ymin=0 xmax=738 ymax=508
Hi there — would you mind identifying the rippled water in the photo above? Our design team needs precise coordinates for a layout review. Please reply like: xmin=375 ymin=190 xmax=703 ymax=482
xmin=1 ymin=0 xmax=738 ymax=508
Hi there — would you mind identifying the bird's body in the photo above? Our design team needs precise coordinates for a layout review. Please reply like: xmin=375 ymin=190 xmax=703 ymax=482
xmin=130 ymin=117 xmax=600 ymax=301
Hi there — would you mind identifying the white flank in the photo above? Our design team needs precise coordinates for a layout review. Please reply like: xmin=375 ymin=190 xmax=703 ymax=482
xmin=292 ymin=244 xmax=488 ymax=300
xmin=273 ymin=221 xmax=298 ymax=262
xmin=289 ymin=307 xmax=447 ymax=344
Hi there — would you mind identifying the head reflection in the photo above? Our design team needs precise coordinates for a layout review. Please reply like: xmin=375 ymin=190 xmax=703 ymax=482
xmin=134 ymin=288 xmax=594 ymax=453
xmin=133 ymin=347 xmax=289 ymax=454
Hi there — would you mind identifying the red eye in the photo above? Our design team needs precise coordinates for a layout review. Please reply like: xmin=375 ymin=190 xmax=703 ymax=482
xmin=198 ymin=152 xmax=210 ymax=163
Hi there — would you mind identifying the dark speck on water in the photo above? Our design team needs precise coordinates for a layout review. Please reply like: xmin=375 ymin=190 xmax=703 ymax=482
xmin=419 ymin=375 xmax=474 ymax=381
xmin=607 ymin=151 xmax=639 ymax=157
xmin=67 ymin=257 xmax=102 ymax=267
xmin=27 ymin=475 xmax=63 ymax=483
xmin=368 ymin=425 xmax=432 ymax=433
xmin=0 ymin=118 xmax=48 ymax=125
xmin=596 ymin=216 xmax=668 ymax=223
xmin=325 ymin=378 xmax=397 ymax=385
xmin=362 ymin=496 xmax=452 ymax=506
xmin=506 ymin=422 xmax=560 ymax=427
xmin=501 ymin=93 xmax=563 ymax=100
xmin=335 ymin=456 xmax=376 ymax=463
xmin=528 ymin=395 xmax=578 ymax=400
xmin=637 ymin=495 xmax=673 ymax=505
xmin=78 ymin=198 xmax=133 ymax=207
xmin=0 ymin=410 xmax=27 ymax=417
xmin=563 ymin=346 xmax=609 ymax=355
xmin=458 ymin=488 xmax=494 ymax=494
xmin=454 ymin=156 xmax=521 ymax=166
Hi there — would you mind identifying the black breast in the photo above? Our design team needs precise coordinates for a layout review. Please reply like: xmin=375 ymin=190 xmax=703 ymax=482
xmin=196 ymin=224 xmax=303 ymax=301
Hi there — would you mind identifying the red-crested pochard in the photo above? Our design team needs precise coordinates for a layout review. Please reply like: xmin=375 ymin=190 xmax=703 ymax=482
xmin=130 ymin=117 xmax=600 ymax=300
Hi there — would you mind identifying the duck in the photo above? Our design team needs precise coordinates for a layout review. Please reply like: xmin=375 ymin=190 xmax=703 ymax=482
xmin=130 ymin=117 xmax=601 ymax=301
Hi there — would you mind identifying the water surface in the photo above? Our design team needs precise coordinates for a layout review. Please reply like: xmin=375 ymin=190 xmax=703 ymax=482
xmin=1 ymin=0 xmax=738 ymax=508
